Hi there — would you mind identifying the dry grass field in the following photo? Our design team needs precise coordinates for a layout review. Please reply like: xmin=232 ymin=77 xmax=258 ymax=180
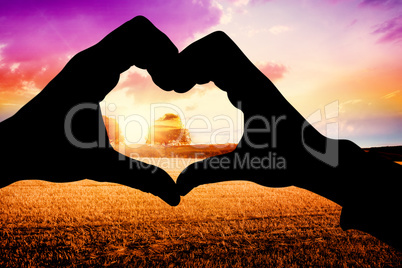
xmin=0 ymin=158 xmax=401 ymax=267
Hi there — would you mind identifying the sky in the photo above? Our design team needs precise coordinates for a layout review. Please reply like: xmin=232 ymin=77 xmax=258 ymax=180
xmin=0 ymin=0 xmax=401 ymax=147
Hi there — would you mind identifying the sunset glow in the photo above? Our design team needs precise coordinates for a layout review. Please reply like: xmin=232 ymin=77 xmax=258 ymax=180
xmin=146 ymin=113 xmax=191 ymax=146
xmin=1 ymin=0 xmax=401 ymax=147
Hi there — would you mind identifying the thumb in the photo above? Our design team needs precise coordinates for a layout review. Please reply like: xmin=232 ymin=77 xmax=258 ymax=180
xmin=89 ymin=149 xmax=180 ymax=206
xmin=176 ymin=152 xmax=246 ymax=196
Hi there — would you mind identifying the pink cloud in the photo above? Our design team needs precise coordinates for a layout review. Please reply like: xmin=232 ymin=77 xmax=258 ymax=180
xmin=322 ymin=0 xmax=349 ymax=4
xmin=249 ymin=0 xmax=273 ymax=4
xmin=257 ymin=62 xmax=288 ymax=81
xmin=0 ymin=55 xmax=65 ymax=93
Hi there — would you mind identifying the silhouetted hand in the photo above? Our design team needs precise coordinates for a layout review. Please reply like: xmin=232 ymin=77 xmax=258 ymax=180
xmin=151 ymin=31 xmax=402 ymax=250
xmin=1 ymin=15 xmax=400 ymax=250
xmin=0 ymin=16 xmax=180 ymax=206
xmin=151 ymin=31 xmax=363 ymax=201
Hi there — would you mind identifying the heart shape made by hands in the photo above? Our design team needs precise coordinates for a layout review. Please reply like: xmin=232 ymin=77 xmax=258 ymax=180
xmin=95 ymin=16 xmax=301 ymax=191
xmin=3 ymin=15 xmax=401 ymax=251
xmin=1 ymin=15 xmax=336 ymax=204
xmin=1 ymin=16 xmax=339 ymax=204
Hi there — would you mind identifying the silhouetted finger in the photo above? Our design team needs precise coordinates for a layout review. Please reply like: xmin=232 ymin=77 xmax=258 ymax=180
xmin=176 ymin=152 xmax=248 ymax=196
xmin=144 ymin=31 xmax=239 ymax=94
xmin=90 ymin=149 xmax=180 ymax=206
xmin=46 ymin=16 xmax=178 ymax=103
xmin=154 ymin=31 xmax=268 ymax=98
xmin=95 ymin=15 xmax=178 ymax=71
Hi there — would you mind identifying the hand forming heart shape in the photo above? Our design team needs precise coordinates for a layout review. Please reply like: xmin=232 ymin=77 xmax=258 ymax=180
xmin=1 ymin=16 xmax=401 ymax=250
xmin=1 ymin=15 xmax=327 ymax=205
xmin=0 ymin=15 xmax=386 ymax=206
xmin=0 ymin=16 xmax=181 ymax=205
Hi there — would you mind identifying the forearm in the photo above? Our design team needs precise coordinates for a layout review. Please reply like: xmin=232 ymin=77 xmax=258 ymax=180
xmin=298 ymin=137 xmax=402 ymax=250
xmin=339 ymin=150 xmax=402 ymax=250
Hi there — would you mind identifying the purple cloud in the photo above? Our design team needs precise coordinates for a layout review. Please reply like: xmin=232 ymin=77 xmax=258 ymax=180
xmin=0 ymin=0 xmax=222 ymax=93
xmin=359 ymin=0 xmax=402 ymax=8
xmin=372 ymin=15 xmax=402 ymax=44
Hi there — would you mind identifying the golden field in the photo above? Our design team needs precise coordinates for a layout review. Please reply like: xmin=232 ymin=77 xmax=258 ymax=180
xmin=0 ymin=158 xmax=401 ymax=267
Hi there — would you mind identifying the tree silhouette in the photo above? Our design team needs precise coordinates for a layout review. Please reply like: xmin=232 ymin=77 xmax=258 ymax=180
xmin=146 ymin=113 xmax=191 ymax=146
